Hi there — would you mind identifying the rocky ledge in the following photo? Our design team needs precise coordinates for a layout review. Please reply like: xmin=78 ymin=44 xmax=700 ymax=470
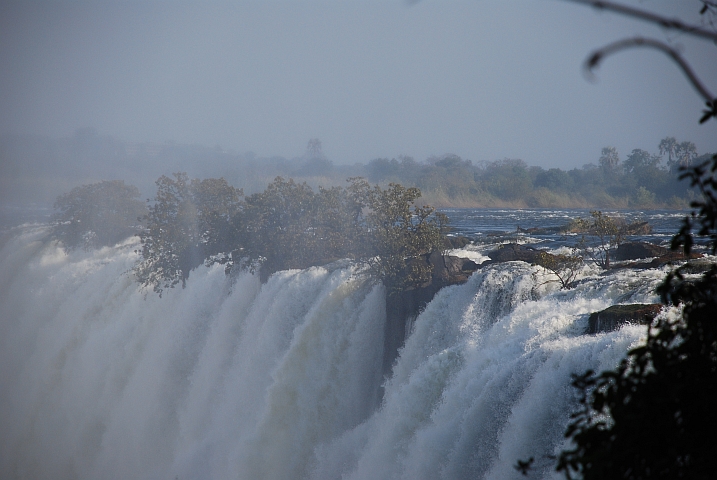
xmin=383 ymin=251 xmax=479 ymax=376
xmin=586 ymin=304 xmax=663 ymax=334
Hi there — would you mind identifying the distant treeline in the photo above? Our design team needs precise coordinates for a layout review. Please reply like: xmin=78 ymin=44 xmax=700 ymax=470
xmin=1 ymin=130 xmax=710 ymax=208
xmin=363 ymin=139 xmax=709 ymax=208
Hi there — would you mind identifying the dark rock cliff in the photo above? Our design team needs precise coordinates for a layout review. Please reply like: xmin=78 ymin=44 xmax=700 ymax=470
xmin=587 ymin=304 xmax=663 ymax=334
xmin=382 ymin=252 xmax=478 ymax=377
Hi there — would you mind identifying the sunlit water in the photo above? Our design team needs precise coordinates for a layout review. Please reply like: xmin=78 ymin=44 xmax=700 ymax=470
xmin=0 ymin=210 xmax=689 ymax=479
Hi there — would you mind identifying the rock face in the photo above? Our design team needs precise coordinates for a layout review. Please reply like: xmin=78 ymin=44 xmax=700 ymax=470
xmin=586 ymin=304 xmax=662 ymax=334
xmin=613 ymin=242 xmax=669 ymax=261
xmin=382 ymin=252 xmax=479 ymax=376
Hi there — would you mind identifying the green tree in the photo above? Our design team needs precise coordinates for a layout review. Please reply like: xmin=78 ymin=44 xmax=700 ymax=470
xmin=242 ymin=176 xmax=324 ymax=277
xmin=534 ymin=168 xmax=574 ymax=192
xmin=480 ymin=159 xmax=532 ymax=201
xmin=674 ymin=140 xmax=698 ymax=170
xmin=623 ymin=149 xmax=668 ymax=201
xmin=51 ymin=180 xmax=146 ymax=250
xmin=135 ymin=173 xmax=243 ymax=295
xmin=658 ymin=136 xmax=678 ymax=166
xmin=350 ymin=179 xmax=448 ymax=293
xmin=598 ymin=146 xmax=620 ymax=173
xmin=548 ymin=2 xmax=717 ymax=478
xmin=623 ymin=149 xmax=660 ymax=174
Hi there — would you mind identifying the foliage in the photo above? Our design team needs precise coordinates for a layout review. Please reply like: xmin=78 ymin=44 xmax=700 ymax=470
xmin=555 ymin=157 xmax=717 ymax=480
xmin=598 ymin=146 xmax=620 ymax=173
xmin=51 ymin=180 xmax=146 ymax=250
xmin=133 ymin=174 xmax=448 ymax=294
xmin=536 ymin=1 xmax=717 ymax=477
xmin=242 ymin=177 xmax=365 ymax=278
xmin=357 ymin=142 xmax=709 ymax=209
xmin=533 ymin=250 xmax=584 ymax=289
xmin=134 ymin=173 xmax=243 ymax=296
xmin=577 ymin=211 xmax=622 ymax=269
xmin=352 ymin=179 xmax=449 ymax=293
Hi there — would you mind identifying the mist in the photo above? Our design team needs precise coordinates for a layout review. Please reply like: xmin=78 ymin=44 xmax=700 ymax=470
xmin=1 ymin=1 xmax=715 ymax=182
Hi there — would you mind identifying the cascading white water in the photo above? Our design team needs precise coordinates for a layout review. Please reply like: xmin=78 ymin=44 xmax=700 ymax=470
xmin=0 ymin=225 xmax=672 ymax=480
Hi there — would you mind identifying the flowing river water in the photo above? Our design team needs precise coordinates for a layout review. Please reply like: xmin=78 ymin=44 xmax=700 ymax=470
xmin=0 ymin=209 xmax=693 ymax=479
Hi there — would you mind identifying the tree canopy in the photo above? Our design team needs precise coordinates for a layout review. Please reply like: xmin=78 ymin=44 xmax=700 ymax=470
xmin=133 ymin=174 xmax=448 ymax=295
xmin=51 ymin=180 xmax=146 ymax=250
xmin=134 ymin=173 xmax=243 ymax=295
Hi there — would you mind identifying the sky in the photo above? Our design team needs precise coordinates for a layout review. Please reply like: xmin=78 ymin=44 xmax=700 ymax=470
xmin=1 ymin=0 xmax=715 ymax=169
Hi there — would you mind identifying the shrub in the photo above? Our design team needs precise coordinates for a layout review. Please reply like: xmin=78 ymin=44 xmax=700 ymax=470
xmin=51 ymin=180 xmax=146 ymax=250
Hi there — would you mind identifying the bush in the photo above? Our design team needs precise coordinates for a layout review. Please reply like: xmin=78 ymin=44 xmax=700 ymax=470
xmin=51 ymin=180 xmax=146 ymax=250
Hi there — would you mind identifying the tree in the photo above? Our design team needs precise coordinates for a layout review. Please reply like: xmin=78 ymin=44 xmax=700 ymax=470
xmin=306 ymin=138 xmax=324 ymax=159
xmin=533 ymin=250 xmax=584 ymax=289
xmin=135 ymin=173 xmax=243 ymax=295
xmin=622 ymin=149 xmax=667 ymax=200
xmin=658 ymin=137 xmax=678 ymax=165
xmin=598 ymin=146 xmax=620 ymax=173
xmin=675 ymin=140 xmax=698 ymax=169
xmin=299 ymin=138 xmax=334 ymax=176
xmin=350 ymin=179 xmax=448 ymax=293
xmin=623 ymin=149 xmax=660 ymax=174
xmin=51 ymin=180 xmax=146 ymax=250
xmin=480 ymin=158 xmax=532 ymax=201
xmin=577 ymin=210 xmax=622 ymax=269
xmin=242 ymin=176 xmax=326 ymax=278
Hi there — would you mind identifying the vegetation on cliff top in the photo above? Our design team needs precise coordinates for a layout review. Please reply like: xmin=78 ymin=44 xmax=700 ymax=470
xmin=129 ymin=175 xmax=448 ymax=296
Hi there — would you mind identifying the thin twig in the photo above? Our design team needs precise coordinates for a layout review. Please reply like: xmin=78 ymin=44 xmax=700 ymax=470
xmin=585 ymin=37 xmax=715 ymax=103
xmin=565 ymin=0 xmax=717 ymax=42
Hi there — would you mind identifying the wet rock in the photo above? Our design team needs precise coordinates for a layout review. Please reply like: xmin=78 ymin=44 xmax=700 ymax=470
xmin=647 ymin=251 xmax=703 ymax=268
xmin=383 ymin=252 xmax=479 ymax=376
xmin=586 ymin=304 xmax=662 ymax=334
xmin=445 ymin=235 xmax=472 ymax=249
xmin=680 ymin=257 xmax=716 ymax=274
xmin=621 ymin=221 xmax=652 ymax=235
xmin=428 ymin=251 xmax=479 ymax=283
xmin=613 ymin=242 xmax=669 ymax=261
xmin=484 ymin=243 xmax=544 ymax=264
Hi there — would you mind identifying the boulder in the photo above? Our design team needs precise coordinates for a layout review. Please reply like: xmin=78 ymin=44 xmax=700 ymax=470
xmin=613 ymin=242 xmax=669 ymax=261
xmin=621 ymin=221 xmax=652 ymax=235
xmin=680 ymin=257 xmax=716 ymax=274
xmin=445 ymin=235 xmax=472 ymax=249
xmin=427 ymin=251 xmax=479 ymax=284
xmin=586 ymin=304 xmax=662 ymax=334
xmin=649 ymin=250 xmax=704 ymax=267
xmin=484 ymin=243 xmax=544 ymax=264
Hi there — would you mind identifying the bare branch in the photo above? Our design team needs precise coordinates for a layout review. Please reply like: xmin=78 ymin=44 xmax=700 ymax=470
xmin=585 ymin=37 xmax=715 ymax=104
xmin=565 ymin=0 xmax=717 ymax=41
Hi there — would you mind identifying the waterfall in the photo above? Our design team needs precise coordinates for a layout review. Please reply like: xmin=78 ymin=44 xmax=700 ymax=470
xmin=0 ymin=226 xmax=669 ymax=479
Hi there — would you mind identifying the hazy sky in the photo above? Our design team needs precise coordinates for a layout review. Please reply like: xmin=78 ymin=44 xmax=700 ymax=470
xmin=1 ymin=0 xmax=715 ymax=169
